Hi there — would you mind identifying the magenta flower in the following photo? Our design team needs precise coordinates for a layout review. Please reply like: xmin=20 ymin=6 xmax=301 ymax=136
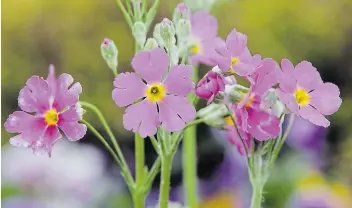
xmin=216 ymin=29 xmax=261 ymax=76
xmin=195 ymin=68 xmax=235 ymax=103
xmin=4 ymin=65 xmax=87 ymax=156
xmin=235 ymin=59 xmax=281 ymax=141
xmin=189 ymin=10 xmax=223 ymax=66
xmin=112 ymin=48 xmax=196 ymax=137
xmin=277 ymin=59 xmax=342 ymax=127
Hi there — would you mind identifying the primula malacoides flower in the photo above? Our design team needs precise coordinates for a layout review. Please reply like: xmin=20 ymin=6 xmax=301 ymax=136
xmin=4 ymin=65 xmax=87 ymax=156
xmin=277 ymin=59 xmax=342 ymax=127
xmin=189 ymin=10 xmax=222 ymax=66
xmin=112 ymin=48 xmax=196 ymax=137
xmin=216 ymin=29 xmax=261 ymax=76
xmin=234 ymin=59 xmax=281 ymax=141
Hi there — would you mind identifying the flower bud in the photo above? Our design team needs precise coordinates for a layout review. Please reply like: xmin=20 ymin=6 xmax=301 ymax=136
xmin=197 ymin=103 xmax=229 ymax=129
xmin=132 ymin=21 xmax=147 ymax=48
xmin=160 ymin=18 xmax=176 ymax=50
xmin=176 ymin=19 xmax=191 ymax=41
xmin=100 ymin=38 xmax=118 ymax=72
xmin=261 ymin=89 xmax=286 ymax=117
xmin=144 ymin=38 xmax=159 ymax=50
xmin=169 ymin=45 xmax=179 ymax=66
xmin=224 ymin=85 xmax=243 ymax=104
xmin=195 ymin=68 xmax=227 ymax=103
xmin=173 ymin=3 xmax=190 ymax=24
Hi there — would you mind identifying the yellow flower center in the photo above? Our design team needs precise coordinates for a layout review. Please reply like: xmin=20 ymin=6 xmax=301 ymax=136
xmin=244 ymin=95 xmax=254 ymax=108
xmin=190 ymin=44 xmax=201 ymax=54
xmin=295 ymin=88 xmax=310 ymax=105
xmin=229 ymin=57 xmax=240 ymax=72
xmin=224 ymin=116 xmax=234 ymax=126
xmin=146 ymin=83 xmax=166 ymax=102
xmin=44 ymin=109 xmax=59 ymax=126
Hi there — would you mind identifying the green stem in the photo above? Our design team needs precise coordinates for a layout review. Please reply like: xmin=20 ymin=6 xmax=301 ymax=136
xmin=79 ymin=102 xmax=134 ymax=189
xmin=159 ymin=155 xmax=173 ymax=208
xmin=270 ymin=113 xmax=295 ymax=166
xmin=145 ymin=0 xmax=160 ymax=30
xmin=183 ymin=125 xmax=197 ymax=208
xmin=134 ymin=133 xmax=145 ymax=208
xmin=149 ymin=136 xmax=160 ymax=155
xmin=250 ymin=184 xmax=264 ymax=208
xmin=115 ymin=0 xmax=133 ymax=27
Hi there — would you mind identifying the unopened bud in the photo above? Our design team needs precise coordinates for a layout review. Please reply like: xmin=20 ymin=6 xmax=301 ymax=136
xmin=173 ymin=3 xmax=190 ymax=24
xmin=100 ymin=38 xmax=118 ymax=72
xmin=224 ymin=84 xmax=248 ymax=104
xmin=132 ymin=21 xmax=147 ymax=48
xmin=197 ymin=103 xmax=229 ymax=129
xmin=176 ymin=19 xmax=191 ymax=41
xmin=153 ymin=24 xmax=164 ymax=47
xmin=144 ymin=38 xmax=159 ymax=50
xmin=160 ymin=18 xmax=176 ymax=50
xmin=261 ymin=89 xmax=286 ymax=117
xmin=169 ymin=45 xmax=179 ymax=66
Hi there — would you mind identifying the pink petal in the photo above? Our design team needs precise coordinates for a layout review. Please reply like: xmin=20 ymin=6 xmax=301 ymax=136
xmin=18 ymin=76 xmax=51 ymax=113
xmin=53 ymin=74 xmax=82 ymax=111
xmin=123 ymin=99 xmax=160 ymax=137
xmin=252 ymin=59 xmax=280 ymax=95
xmin=234 ymin=63 xmax=256 ymax=77
xmin=112 ymin=72 xmax=147 ymax=107
xmin=158 ymin=95 xmax=196 ymax=132
xmin=33 ymin=126 xmax=62 ymax=157
xmin=58 ymin=121 xmax=87 ymax=141
xmin=247 ymin=109 xmax=280 ymax=141
xmin=299 ymin=105 xmax=330 ymax=127
xmin=309 ymin=83 xmax=342 ymax=115
xmin=279 ymin=74 xmax=296 ymax=93
xmin=191 ymin=11 xmax=218 ymax=40
xmin=131 ymin=48 xmax=169 ymax=84
xmin=9 ymin=134 xmax=31 ymax=148
xmin=58 ymin=104 xmax=83 ymax=122
xmin=163 ymin=64 xmax=194 ymax=96
xmin=5 ymin=111 xmax=35 ymax=133
xmin=281 ymin=58 xmax=294 ymax=73
xmin=277 ymin=90 xmax=299 ymax=114
xmin=294 ymin=61 xmax=323 ymax=92
xmin=226 ymin=29 xmax=247 ymax=57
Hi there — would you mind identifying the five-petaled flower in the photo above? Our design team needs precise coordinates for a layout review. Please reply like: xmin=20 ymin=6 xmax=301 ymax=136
xmin=112 ymin=48 xmax=196 ymax=137
xmin=215 ymin=29 xmax=261 ymax=76
xmin=277 ymin=59 xmax=342 ymax=127
xmin=4 ymin=65 xmax=87 ymax=156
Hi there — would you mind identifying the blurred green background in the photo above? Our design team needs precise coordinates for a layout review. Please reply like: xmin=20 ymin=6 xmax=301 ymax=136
xmin=2 ymin=0 xmax=352 ymax=207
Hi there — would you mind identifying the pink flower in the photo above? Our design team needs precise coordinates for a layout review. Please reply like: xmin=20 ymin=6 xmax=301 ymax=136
xmin=235 ymin=59 xmax=281 ymax=141
xmin=277 ymin=59 xmax=342 ymax=127
xmin=216 ymin=29 xmax=261 ymax=76
xmin=4 ymin=65 xmax=87 ymax=156
xmin=112 ymin=48 xmax=196 ymax=137
xmin=195 ymin=69 xmax=235 ymax=103
xmin=189 ymin=10 xmax=223 ymax=66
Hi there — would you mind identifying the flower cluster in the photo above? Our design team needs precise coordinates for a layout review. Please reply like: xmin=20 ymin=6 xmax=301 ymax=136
xmin=194 ymin=27 xmax=342 ymax=155
xmin=4 ymin=65 xmax=87 ymax=156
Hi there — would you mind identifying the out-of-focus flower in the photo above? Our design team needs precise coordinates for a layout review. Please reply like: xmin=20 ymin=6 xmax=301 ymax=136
xmin=277 ymin=59 xmax=342 ymax=127
xmin=2 ymin=141 xmax=120 ymax=208
xmin=189 ymin=10 xmax=222 ymax=66
xmin=112 ymin=48 xmax=196 ymax=137
xmin=4 ymin=65 xmax=86 ymax=156
xmin=3 ymin=197 xmax=47 ymax=208
xmin=287 ymin=171 xmax=352 ymax=208
xmin=183 ymin=0 xmax=218 ymax=11
xmin=195 ymin=67 xmax=235 ymax=103
xmin=215 ymin=29 xmax=261 ymax=76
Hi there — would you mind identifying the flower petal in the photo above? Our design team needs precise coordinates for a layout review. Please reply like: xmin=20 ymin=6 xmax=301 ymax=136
xmin=299 ymin=105 xmax=330 ymax=127
xmin=112 ymin=72 xmax=147 ymax=107
xmin=294 ymin=61 xmax=323 ymax=92
xmin=46 ymin=64 xmax=57 ymax=96
xmin=9 ymin=134 xmax=31 ymax=148
xmin=226 ymin=29 xmax=247 ymax=57
xmin=281 ymin=58 xmax=294 ymax=73
xmin=163 ymin=64 xmax=194 ymax=96
xmin=58 ymin=103 xmax=84 ymax=122
xmin=277 ymin=90 xmax=299 ymax=114
xmin=32 ymin=126 xmax=62 ymax=157
xmin=158 ymin=95 xmax=196 ymax=132
xmin=123 ymin=99 xmax=160 ymax=137
xmin=309 ymin=83 xmax=342 ymax=115
xmin=58 ymin=121 xmax=87 ymax=141
xmin=53 ymin=74 xmax=82 ymax=111
xmin=131 ymin=48 xmax=169 ymax=84
xmin=5 ymin=111 xmax=35 ymax=133
xmin=18 ymin=76 xmax=51 ymax=113
xmin=191 ymin=11 xmax=218 ymax=40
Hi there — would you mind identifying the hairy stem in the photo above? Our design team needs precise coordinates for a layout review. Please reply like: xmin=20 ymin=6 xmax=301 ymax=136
xmin=134 ymin=133 xmax=146 ymax=208
xmin=159 ymin=155 xmax=173 ymax=208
